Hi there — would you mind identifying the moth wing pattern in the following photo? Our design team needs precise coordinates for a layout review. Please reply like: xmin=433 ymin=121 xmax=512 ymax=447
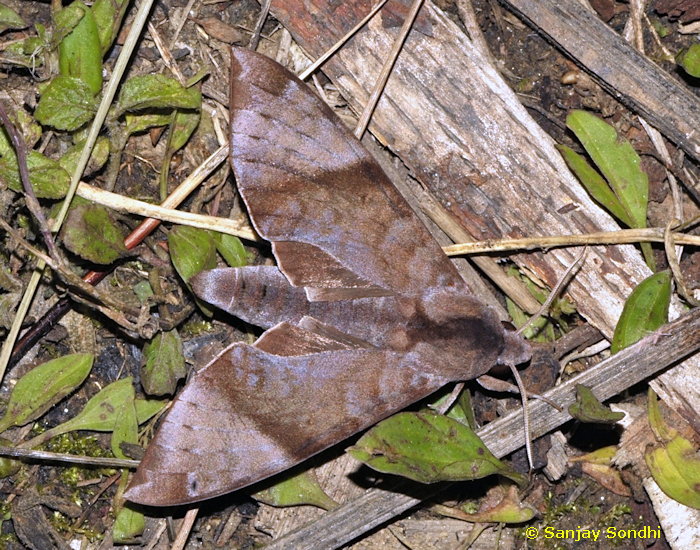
xmin=229 ymin=47 xmax=466 ymax=298
xmin=124 ymin=47 xmax=529 ymax=507
xmin=125 ymin=340 xmax=449 ymax=505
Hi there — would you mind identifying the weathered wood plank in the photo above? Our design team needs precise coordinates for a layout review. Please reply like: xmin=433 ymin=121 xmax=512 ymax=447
xmin=271 ymin=0 xmax=651 ymax=337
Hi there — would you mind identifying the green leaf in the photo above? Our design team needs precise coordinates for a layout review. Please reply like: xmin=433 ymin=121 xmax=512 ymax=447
xmin=566 ymin=111 xmax=648 ymax=230
xmin=611 ymin=271 xmax=671 ymax=354
xmin=647 ymin=387 xmax=676 ymax=443
xmin=140 ymin=329 xmax=187 ymax=396
xmin=215 ymin=233 xmax=249 ymax=267
xmin=0 ymin=126 xmax=9 ymax=157
xmin=12 ymin=109 xmax=43 ymax=151
xmin=0 ymin=438 xmax=21 ymax=478
xmin=132 ymin=280 xmax=154 ymax=303
xmin=160 ymin=108 xmax=201 ymax=200
xmin=58 ymin=1 xmax=103 ymax=95
xmin=2 ymin=36 xmax=45 ymax=69
xmin=34 ymin=75 xmax=97 ymax=131
xmin=0 ymin=353 xmax=93 ymax=434
xmin=58 ymin=135 xmax=109 ymax=177
xmin=22 ymin=378 xmax=166 ymax=448
xmin=185 ymin=66 xmax=211 ymax=88
xmin=112 ymin=504 xmax=144 ymax=543
xmin=90 ymin=0 xmax=130 ymax=55
xmin=134 ymin=397 xmax=166 ymax=424
xmin=646 ymin=437 xmax=700 ymax=509
xmin=348 ymin=412 xmax=526 ymax=485
xmin=167 ymin=107 xmax=201 ymax=154
xmin=456 ymin=386 xmax=476 ymax=430
xmin=60 ymin=202 xmax=128 ymax=264
xmin=678 ymin=44 xmax=700 ymax=78
xmin=168 ymin=225 xmax=218 ymax=283
xmin=646 ymin=390 xmax=700 ymax=509
xmin=110 ymin=389 xmax=138 ymax=459
xmin=117 ymin=74 xmax=201 ymax=115
xmin=54 ymin=378 xmax=136 ymax=434
xmin=53 ymin=1 xmax=86 ymax=44
xmin=558 ymin=144 xmax=633 ymax=226
xmin=568 ymin=384 xmax=625 ymax=424
xmin=169 ymin=226 xmax=218 ymax=316
xmin=253 ymin=470 xmax=339 ymax=510
xmin=0 ymin=3 xmax=26 ymax=33
xmin=125 ymin=112 xmax=172 ymax=137
xmin=0 ymin=150 xmax=70 ymax=199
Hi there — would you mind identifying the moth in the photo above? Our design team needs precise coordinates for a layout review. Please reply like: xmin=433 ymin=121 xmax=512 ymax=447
xmin=125 ymin=47 xmax=531 ymax=506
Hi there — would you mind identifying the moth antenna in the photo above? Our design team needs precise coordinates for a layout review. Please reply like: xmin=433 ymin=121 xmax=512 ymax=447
xmin=516 ymin=247 xmax=588 ymax=337
xmin=508 ymin=363 xmax=534 ymax=472
xmin=507 ymin=248 xmax=587 ymax=471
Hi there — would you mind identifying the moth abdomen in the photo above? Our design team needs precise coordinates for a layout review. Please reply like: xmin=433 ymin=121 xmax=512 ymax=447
xmin=191 ymin=266 xmax=309 ymax=329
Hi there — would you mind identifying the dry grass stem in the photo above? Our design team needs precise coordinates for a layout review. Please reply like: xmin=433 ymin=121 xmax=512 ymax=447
xmin=0 ymin=446 xmax=139 ymax=469
xmin=298 ymin=0 xmax=391 ymax=81
xmin=353 ymin=0 xmax=425 ymax=139
xmin=443 ymin=228 xmax=700 ymax=255
xmin=76 ymin=182 xmax=257 ymax=241
xmin=172 ymin=508 xmax=199 ymax=550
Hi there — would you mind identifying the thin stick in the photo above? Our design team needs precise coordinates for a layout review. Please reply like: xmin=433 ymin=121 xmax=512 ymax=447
xmin=248 ymin=0 xmax=272 ymax=51
xmin=354 ymin=0 xmax=425 ymax=139
xmin=298 ymin=0 xmax=391 ymax=81
xmin=72 ymin=473 xmax=121 ymax=530
xmin=149 ymin=21 xmax=186 ymax=85
xmin=54 ymin=0 xmax=156 ymax=237
xmin=171 ymin=508 xmax=199 ymax=550
xmin=144 ymin=521 xmax=168 ymax=550
xmin=0 ymin=218 xmax=143 ymax=322
xmin=0 ymin=446 xmax=139 ymax=469
xmin=664 ymin=220 xmax=698 ymax=306
xmin=168 ymin=0 xmax=197 ymax=50
xmin=443 ymin=228 xmax=700 ymax=255
xmin=0 ymin=102 xmax=60 ymax=262
xmin=9 ymin=144 xmax=229 ymax=365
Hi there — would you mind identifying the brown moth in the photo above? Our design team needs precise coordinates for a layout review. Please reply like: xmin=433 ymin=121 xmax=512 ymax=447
xmin=124 ymin=47 xmax=531 ymax=507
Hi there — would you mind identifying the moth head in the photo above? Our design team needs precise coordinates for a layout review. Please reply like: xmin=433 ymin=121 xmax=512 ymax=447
xmin=496 ymin=327 xmax=532 ymax=368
